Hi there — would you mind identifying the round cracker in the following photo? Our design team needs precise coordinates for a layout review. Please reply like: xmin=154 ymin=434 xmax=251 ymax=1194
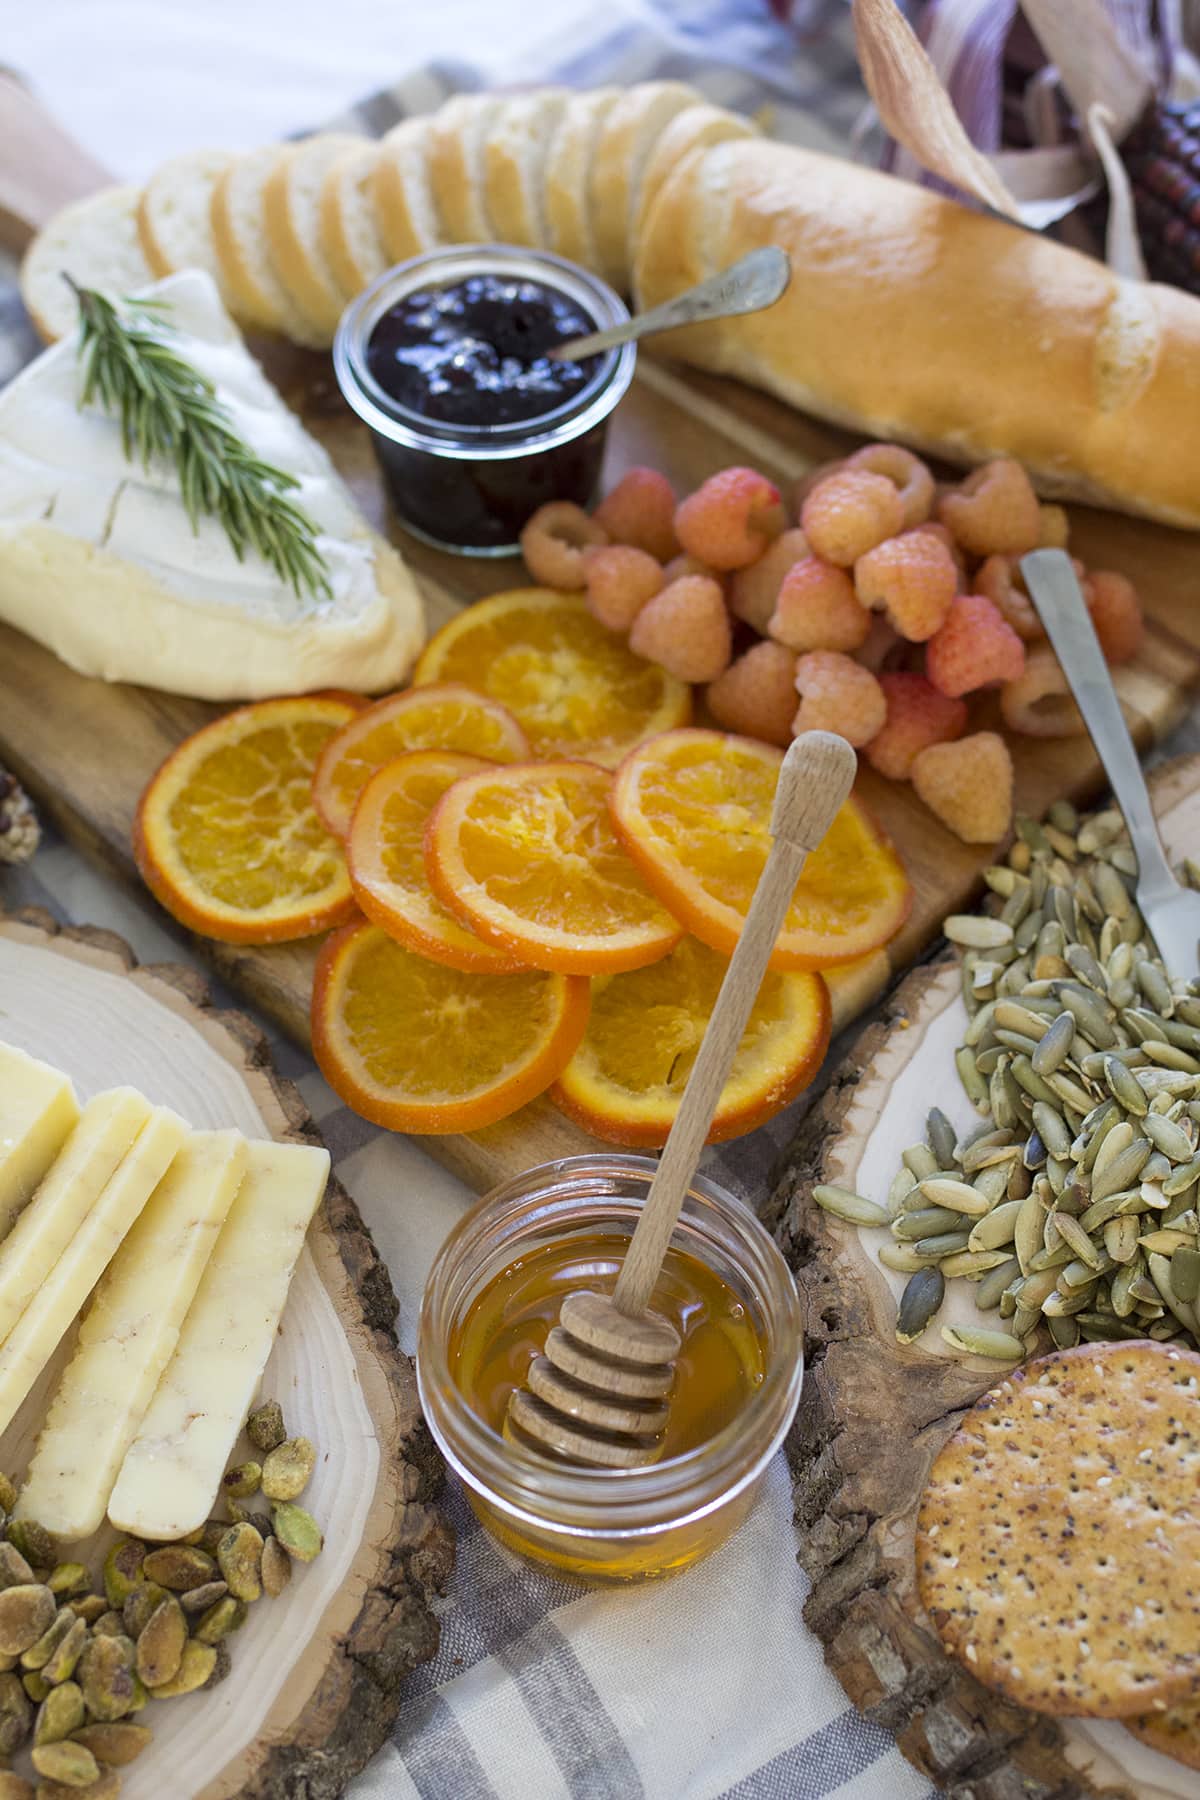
xmin=1127 ymin=1698 xmax=1200 ymax=1772
xmin=916 ymin=1341 xmax=1200 ymax=1719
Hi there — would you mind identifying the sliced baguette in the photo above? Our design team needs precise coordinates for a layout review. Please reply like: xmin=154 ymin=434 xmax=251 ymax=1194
xmin=427 ymin=93 xmax=503 ymax=242
xmin=20 ymin=185 xmax=155 ymax=343
xmin=263 ymin=131 xmax=366 ymax=336
xmin=373 ymin=117 xmax=442 ymax=264
xmin=632 ymin=102 xmax=756 ymax=253
xmin=544 ymin=88 xmax=621 ymax=270
xmin=483 ymin=89 xmax=569 ymax=247
xmin=137 ymin=149 xmax=232 ymax=293
xmin=320 ymin=142 xmax=389 ymax=297
xmin=590 ymin=81 xmax=700 ymax=291
xmin=211 ymin=146 xmax=328 ymax=347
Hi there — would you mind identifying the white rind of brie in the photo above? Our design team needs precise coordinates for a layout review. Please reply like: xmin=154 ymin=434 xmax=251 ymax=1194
xmin=0 ymin=270 xmax=424 ymax=699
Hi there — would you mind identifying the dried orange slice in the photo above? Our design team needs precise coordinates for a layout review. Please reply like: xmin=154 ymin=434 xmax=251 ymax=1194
xmin=426 ymin=760 xmax=683 ymax=976
xmin=312 ymin=919 xmax=589 ymax=1133
xmin=552 ymin=936 xmax=830 ymax=1146
xmin=347 ymin=750 xmax=526 ymax=973
xmin=135 ymin=694 xmax=359 ymax=944
xmin=610 ymin=728 xmax=912 ymax=971
xmin=312 ymin=682 xmax=530 ymax=838
xmin=412 ymin=588 xmax=691 ymax=765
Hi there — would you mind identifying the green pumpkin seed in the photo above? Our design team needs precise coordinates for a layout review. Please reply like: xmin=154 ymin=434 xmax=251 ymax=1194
xmin=940 ymin=1249 xmax=1014 ymax=1279
xmin=812 ymin=1186 xmax=889 ymax=1227
xmin=1170 ymin=1247 xmax=1200 ymax=1303
xmin=878 ymin=1243 xmax=934 ymax=1273
xmin=994 ymin=1002 xmax=1049 ymax=1041
xmin=895 ymin=1267 xmax=945 ymax=1344
xmin=913 ymin=1231 xmax=973 ymax=1259
xmin=1043 ymin=1286 xmax=1094 ymax=1317
xmin=945 ymin=915 xmax=1013 ymax=949
xmin=1140 ymin=1228 xmax=1197 ymax=1256
xmin=1148 ymin=1251 xmax=1198 ymax=1332
xmin=887 ymin=1167 xmax=918 ymax=1215
xmin=1047 ymin=1071 xmax=1096 ymax=1115
xmin=1030 ymin=1012 xmax=1074 ymax=1074
xmin=1144 ymin=1114 xmax=1196 ymax=1163
xmin=1164 ymin=1156 xmax=1200 ymax=1197
xmin=973 ymin=1255 xmax=1022 ymax=1310
xmin=924 ymin=1108 xmax=958 ymax=1169
xmin=1028 ymin=1101 xmax=1068 ymax=1158
xmin=984 ymin=865 xmax=1018 ymax=896
xmin=967 ymin=1199 xmax=1022 ymax=1252
xmin=918 ymin=1178 xmax=991 ymax=1217
xmin=940 ymin=1324 xmax=1024 ymax=1360
xmin=892 ymin=1207 xmax=962 ymax=1241
xmin=1053 ymin=1212 xmax=1104 ymax=1269
xmin=901 ymin=1145 xmax=939 ymax=1181
xmin=956 ymin=1047 xmax=989 ymax=1107
xmin=1144 ymin=1040 xmax=1200 ymax=1072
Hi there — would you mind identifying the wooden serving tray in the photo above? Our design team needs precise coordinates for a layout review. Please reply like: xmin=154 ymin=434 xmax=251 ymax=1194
xmin=0 ymin=906 xmax=451 ymax=1800
xmin=767 ymin=754 xmax=1200 ymax=1800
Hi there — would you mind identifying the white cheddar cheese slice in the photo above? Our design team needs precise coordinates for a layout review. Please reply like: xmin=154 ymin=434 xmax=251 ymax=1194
xmin=108 ymin=1138 xmax=328 ymax=1540
xmin=0 ymin=1105 xmax=189 ymax=1439
xmin=0 ymin=1043 xmax=80 ymax=1241
xmin=0 ymin=1088 xmax=153 ymax=1350
xmin=17 ymin=1128 xmax=248 ymax=1541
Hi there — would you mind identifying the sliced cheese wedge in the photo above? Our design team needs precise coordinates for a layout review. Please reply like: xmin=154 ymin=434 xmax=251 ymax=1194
xmin=0 ymin=1044 xmax=80 ymax=1242
xmin=17 ymin=1128 xmax=247 ymax=1541
xmin=108 ymin=1138 xmax=329 ymax=1541
xmin=0 ymin=1088 xmax=152 ymax=1350
xmin=0 ymin=1105 xmax=188 ymax=1440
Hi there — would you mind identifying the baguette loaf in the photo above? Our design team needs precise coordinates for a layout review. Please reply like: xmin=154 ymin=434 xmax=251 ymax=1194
xmin=483 ymin=89 xmax=568 ymax=247
xmin=20 ymin=187 xmax=154 ymax=342
xmin=137 ymin=149 xmax=231 ymax=290
xmin=211 ymin=147 xmax=327 ymax=347
xmin=320 ymin=142 xmax=389 ymax=297
xmin=590 ymin=81 xmax=699 ymax=291
xmin=543 ymin=88 xmax=621 ymax=270
xmin=634 ymin=138 xmax=1200 ymax=529
xmin=427 ymin=94 xmax=502 ymax=243
xmin=263 ymin=132 xmax=365 ymax=337
xmin=632 ymin=103 xmax=756 ymax=248
xmin=373 ymin=117 xmax=442 ymax=265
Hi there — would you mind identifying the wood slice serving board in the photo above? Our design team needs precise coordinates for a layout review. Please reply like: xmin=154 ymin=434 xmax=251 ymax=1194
xmin=0 ymin=906 xmax=452 ymax=1800
xmin=767 ymin=755 xmax=1200 ymax=1800
xmin=2 ymin=96 xmax=1200 ymax=1196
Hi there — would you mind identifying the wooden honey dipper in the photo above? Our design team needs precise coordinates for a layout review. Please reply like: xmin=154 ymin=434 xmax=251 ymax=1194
xmin=506 ymin=731 xmax=858 ymax=1468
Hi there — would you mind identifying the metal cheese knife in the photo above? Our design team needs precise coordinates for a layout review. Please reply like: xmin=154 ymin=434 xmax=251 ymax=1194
xmin=1021 ymin=548 xmax=1200 ymax=981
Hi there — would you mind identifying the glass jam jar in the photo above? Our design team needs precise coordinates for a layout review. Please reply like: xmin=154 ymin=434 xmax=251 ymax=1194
xmin=417 ymin=1154 xmax=804 ymax=1584
xmin=333 ymin=246 xmax=636 ymax=556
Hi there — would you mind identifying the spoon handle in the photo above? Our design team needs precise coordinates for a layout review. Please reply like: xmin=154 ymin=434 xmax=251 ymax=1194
xmin=613 ymin=731 xmax=857 ymax=1320
xmin=1020 ymin=550 xmax=1177 ymax=898
xmin=548 ymin=247 xmax=791 ymax=362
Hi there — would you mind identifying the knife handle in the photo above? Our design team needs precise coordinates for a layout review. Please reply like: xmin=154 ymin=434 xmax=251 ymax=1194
xmin=0 ymin=72 xmax=111 ymax=255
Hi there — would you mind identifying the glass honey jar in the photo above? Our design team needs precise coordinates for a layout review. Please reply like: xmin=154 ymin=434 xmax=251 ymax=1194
xmin=417 ymin=1154 xmax=804 ymax=1584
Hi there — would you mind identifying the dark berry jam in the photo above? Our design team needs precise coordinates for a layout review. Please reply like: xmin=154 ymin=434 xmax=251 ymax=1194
xmin=365 ymin=274 xmax=599 ymax=428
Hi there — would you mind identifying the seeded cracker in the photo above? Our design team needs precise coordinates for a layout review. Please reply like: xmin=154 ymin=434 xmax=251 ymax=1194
xmin=915 ymin=1341 xmax=1200 ymax=1717
xmin=1127 ymin=1698 xmax=1200 ymax=1770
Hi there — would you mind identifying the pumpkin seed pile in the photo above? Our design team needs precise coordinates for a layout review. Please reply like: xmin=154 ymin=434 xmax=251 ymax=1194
xmin=0 ymin=1400 xmax=321 ymax=1799
xmin=815 ymin=802 xmax=1200 ymax=1366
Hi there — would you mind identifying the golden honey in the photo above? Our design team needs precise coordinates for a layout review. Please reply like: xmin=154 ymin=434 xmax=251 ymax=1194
xmin=418 ymin=1155 xmax=804 ymax=1585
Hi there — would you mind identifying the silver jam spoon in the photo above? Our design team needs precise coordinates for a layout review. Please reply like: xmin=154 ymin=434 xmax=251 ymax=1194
xmin=1021 ymin=548 xmax=1200 ymax=982
xmin=547 ymin=246 xmax=791 ymax=363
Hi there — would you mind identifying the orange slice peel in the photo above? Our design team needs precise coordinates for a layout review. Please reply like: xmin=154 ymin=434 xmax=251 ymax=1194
xmin=552 ymin=935 xmax=831 ymax=1146
xmin=312 ymin=681 xmax=530 ymax=838
xmin=425 ymin=760 xmax=683 ymax=975
xmin=347 ymin=749 xmax=526 ymax=973
xmin=412 ymin=588 xmax=691 ymax=766
xmin=312 ymin=919 xmax=589 ymax=1133
xmin=609 ymin=728 xmax=912 ymax=970
xmin=134 ymin=694 xmax=360 ymax=944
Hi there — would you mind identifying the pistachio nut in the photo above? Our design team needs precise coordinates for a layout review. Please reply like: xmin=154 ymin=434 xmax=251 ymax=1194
xmin=92 ymin=1611 xmax=125 ymax=1638
xmin=31 ymin=1740 xmax=100 ymax=1787
xmin=21 ymin=1607 xmax=77 ymax=1671
xmin=70 ymin=1721 xmax=152 ymax=1765
xmin=221 ymin=1461 xmax=262 ymax=1501
xmin=134 ymin=1596 xmax=187 ymax=1689
xmin=5 ymin=1521 xmax=54 ymax=1573
xmin=179 ymin=1580 xmax=228 ymax=1616
xmin=102 ymin=1540 xmax=145 ymax=1609
xmin=146 ymin=1638 xmax=216 ymax=1698
xmin=271 ymin=1504 xmax=323 ymax=1564
xmin=261 ymin=1438 xmax=316 ymax=1502
xmin=192 ymin=1596 xmax=247 ymax=1645
xmin=40 ymin=1617 xmax=87 ymax=1687
xmin=0 ymin=1478 xmax=18 ymax=1515
xmin=205 ymin=1639 xmax=233 ymax=1689
xmin=32 ymin=1679 xmax=84 ymax=1746
xmin=246 ymin=1400 xmax=286 ymax=1454
xmin=260 ymin=1536 xmax=292 ymax=1599
xmin=0 ymin=1586 xmax=55 ymax=1658
xmin=0 ymin=1544 xmax=33 ymax=1592
xmin=78 ymin=1632 xmax=138 ymax=1722
xmin=217 ymin=1524 xmax=263 ymax=1604
xmin=22 ymin=1671 xmax=48 ymax=1703
xmin=122 ymin=1581 xmax=169 ymax=1640
xmin=0 ymin=1670 xmax=31 ymax=1756
xmin=67 ymin=1596 xmax=107 ymax=1626
xmin=38 ymin=1768 xmax=121 ymax=1800
xmin=45 ymin=1566 xmax=88 ymax=1600
xmin=141 ymin=1545 xmax=217 ymax=1592
xmin=0 ymin=1771 xmax=32 ymax=1800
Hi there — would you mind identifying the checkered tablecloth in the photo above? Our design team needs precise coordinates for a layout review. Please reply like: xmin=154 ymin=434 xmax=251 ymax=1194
xmin=0 ymin=4 xmax=1023 ymax=1796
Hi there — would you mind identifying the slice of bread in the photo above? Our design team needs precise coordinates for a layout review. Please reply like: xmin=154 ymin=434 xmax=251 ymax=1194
xmin=427 ymin=94 xmax=503 ymax=242
xmin=211 ymin=147 xmax=329 ymax=347
xmin=20 ymin=186 xmax=155 ymax=343
xmin=263 ymin=132 xmax=366 ymax=337
xmin=590 ymin=81 xmax=700 ymax=292
xmin=544 ymin=88 xmax=621 ymax=270
xmin=632 ymin=103 xmax=756 ymax=255
xmin=137 ymin=149 xmax=232 ymax=295
xmin=320 ymin=142 xmax=389 ymax=298
xmin=372 ymin=117 xmax=442 ymax=265
xmin=483 ymin=89 xmax=568 ymax=247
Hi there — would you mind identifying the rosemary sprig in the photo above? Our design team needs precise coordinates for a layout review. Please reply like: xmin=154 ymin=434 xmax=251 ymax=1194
xmin=68 ymin=279 xmax=332 ymax=605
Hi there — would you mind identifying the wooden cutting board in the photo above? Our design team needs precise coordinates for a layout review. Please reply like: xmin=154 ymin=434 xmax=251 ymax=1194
xmin=3 ymin=90 xmax=1200 ymax=1195
xmin=769 ymin=755 xmax=1200 ymax=1800
xmin=0 ymin=905 xmax=450 ymax=1800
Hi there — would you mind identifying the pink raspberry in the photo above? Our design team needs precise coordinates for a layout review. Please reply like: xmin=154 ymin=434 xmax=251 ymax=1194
xmin=1038 ymin=504 xmax=1070 ymax=549
xmin=581 ymin=545 xmax=664 ymax=633
xmin=999 ymin=646 xmax=1085 ymax=738
xmin=768 ymin=557 xmax=870 ymax=654
xmin=854 ymin=531 xmax=957 ymax=642
xmin=845 ymin=442 xmax=935 ymax=529
xmin=593 ymin=466 xmax=679 ymax=562
xmin=792 ymin=651 xmax=887 ymax=748
xmin=1086 ymin=570 xmax=1145 ymax=666
xmin=663 ymin=552 xmax=720 ymax=585
xmin=629 ymin=575 xmax=732 ymax=683
xmin=925 ymin=594 xmax=1026 ymax=698
xmin=973 ymin=555 xmax=1044 ymax=642
xmin=909 ymin=520 xmax=967 ymax=588
xmin=937 ymin=458 xmax=1041 ymax=558
xmin=865 ymin=672 xmax=968 ymax=781
xmin=912 ymin=732 xmax=1013 ymax=844
xmin=705 ymin=641 xmax=797 ymax=748
xmin=793 ymin=459 xmax=846 ymax=511
xmin=674 ymin=467 xmax=786 ymax=571
xmin=800 ymin=468 xmax=905 ymax=567
xmin=520 ymin=500 xmax=607 ymax=589
xmin=728 ymin=527 xmax=809 ymax=634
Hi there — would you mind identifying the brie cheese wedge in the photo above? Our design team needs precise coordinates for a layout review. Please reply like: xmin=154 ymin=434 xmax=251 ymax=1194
xmin=0 ymin=270 xmax=424 ymax=699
